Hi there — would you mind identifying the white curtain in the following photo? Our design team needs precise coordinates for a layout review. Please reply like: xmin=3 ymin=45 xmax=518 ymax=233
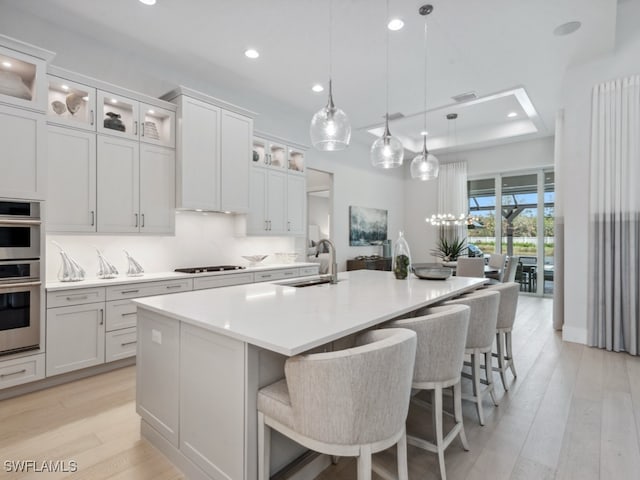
xmin=588 ymin=75 xmax=640 ymax=355
xmin=437 ymin=161 xmax=468 ymax=242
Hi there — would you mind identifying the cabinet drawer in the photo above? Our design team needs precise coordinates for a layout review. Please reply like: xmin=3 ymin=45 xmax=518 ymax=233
xmin=106 ymin=300 xmax=137 ymax=331
xmin=106 ymin=279 xmax=192 ymax=301
xmin=106 ymin=327 xmax=137 ymax=362
xmin=254 ymin=268 xmax=299 ymax=282
xmin=0 ymin=354 xmax=45 ymax=390
xmin=47 ymin=287 xmax=106 ymax=308
xmin=299 ymin=266 xmax=320 ymax=276
xmin=193 ymin=273 xmax=254 ymax=291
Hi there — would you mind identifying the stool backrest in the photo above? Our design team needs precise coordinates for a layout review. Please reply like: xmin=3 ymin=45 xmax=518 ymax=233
xmin=503 ymin=256 xmax=519 ymax=283
xmin=285 ymin=328 xmax=416 ymax=445
xmin=443 ymin=290 xmax=500 ymax=349
xmin=456 ymin=257 xmax=485 ymax=278
xmin=485 ymin=282 xmax=519 ymax=329
xmin=389 ymin=304 xmax=470 ymax=385
xmin=488 ymin=253 xmax=506 ymax=269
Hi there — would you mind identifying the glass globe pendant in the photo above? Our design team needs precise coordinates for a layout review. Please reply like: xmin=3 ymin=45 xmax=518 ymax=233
xmin=310 ymin=79 xmax=351 ymax=151
xmin=410 ymin=136 xmax=439 ymax=180
xmin=371 ymin=114 xmax=404 ymax=168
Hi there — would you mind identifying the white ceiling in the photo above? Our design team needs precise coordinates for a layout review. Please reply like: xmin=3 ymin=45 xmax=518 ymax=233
xmin=4 ymin=0 xmax=618 ymax=150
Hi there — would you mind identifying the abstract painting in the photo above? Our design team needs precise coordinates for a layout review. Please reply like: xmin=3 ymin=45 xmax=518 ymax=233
xmin=349 ymin=206 xmax=388 ymax=246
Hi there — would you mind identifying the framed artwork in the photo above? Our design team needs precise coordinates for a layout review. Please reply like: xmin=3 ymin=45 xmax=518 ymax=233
xmin=349 ymin=206 xmax=388 ymax=246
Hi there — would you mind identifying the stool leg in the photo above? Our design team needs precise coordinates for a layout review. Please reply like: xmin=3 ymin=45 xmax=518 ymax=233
xmin=258 ymin=412 xmax=270 ymax=480
xmin=357 ymin=446 xmax=372 ymax=480
xmin=485 ymin=351 xmax=499 ymax=406
xmin=434 ymin=385 xmax=447 ymax=480
xmin=453 ymin=381 xmax=469 ymax=451
xmin=496 ymin=331 xmax=508 ymax=391
xmin=397 ymin=429 xmax=409 ymax=480
xmin=506 ymin=330 xmax=517 ymax=379
xmin=472 ymin=352 xmax=485 ymax=426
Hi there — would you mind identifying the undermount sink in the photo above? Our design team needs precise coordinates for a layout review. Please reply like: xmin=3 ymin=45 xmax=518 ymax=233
xmin=276 ymin=277 xmax=337 ymax=288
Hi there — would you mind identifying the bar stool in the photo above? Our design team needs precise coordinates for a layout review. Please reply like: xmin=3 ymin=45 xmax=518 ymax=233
xmin=257 ymin=328 xmax=417 ymax=480
xmin=388 ymin=304 xmax=471 ymax=480
xmin=483 ymin=282 xmax=520 ymax=390
xmin=442 ymin=290 xmax=500 ymax=425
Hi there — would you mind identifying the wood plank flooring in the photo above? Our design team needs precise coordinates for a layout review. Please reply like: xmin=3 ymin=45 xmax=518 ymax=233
xmin=1 ymin=295 xmax=639 ymax=479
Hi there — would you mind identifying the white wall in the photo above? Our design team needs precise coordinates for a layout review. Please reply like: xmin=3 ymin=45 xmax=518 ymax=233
xmin=558 ymin=0 xmax=640 ymax=344
xmin=403 ymin=136 xmax=554 ymax=263
xmin=308 ymin=195 xmax=330 ymax=239
xmin=0 ymin=5 xmax=407 ymax=274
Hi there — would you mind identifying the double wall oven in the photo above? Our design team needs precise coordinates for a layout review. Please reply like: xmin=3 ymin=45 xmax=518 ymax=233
xmin=0 ymin=200 xmax=41 ymax=355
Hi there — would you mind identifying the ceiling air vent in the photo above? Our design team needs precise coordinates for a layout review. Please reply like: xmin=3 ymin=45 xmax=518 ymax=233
xmin=451 ymin=91 xmax=477 ymax=103
xmin=387 ymin=112 xmax=405 ymax=121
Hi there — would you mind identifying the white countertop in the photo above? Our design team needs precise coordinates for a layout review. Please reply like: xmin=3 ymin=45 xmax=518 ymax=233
xmin=46 ymin=262 xmax=320 ymax=291
xmin=133 ymin=270 xmax=486 ymax=356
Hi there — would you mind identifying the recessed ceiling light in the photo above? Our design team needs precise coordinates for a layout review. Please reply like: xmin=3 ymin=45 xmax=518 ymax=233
xmin=1 ymin=61 xmax=11 ymax=68
xmin=148 ymin=109 xmax=155 ymax=114
xmin=61 ymin=84 xmax=69 ymax=91
xmin=312 ymin=84 xmax=324 ymax=93
xmin=244 ymin=49 xmax=259 ymax=59
xmin=387 ymin=18 xmax=404 ymax=31
xmin=421 ymin=131 xmax=429 ymax=136
xmin=139 ymin=0 xmax=156 ymax=5
xmin=507 ymin=112 xmax=518 ymax=118
xmin=111 ymin=99 xmax=118 ymax=104
xmin=82 ymin=96 xmax=89 ymax=101
xmin=554 ymin=21 xmax=581 ymax=36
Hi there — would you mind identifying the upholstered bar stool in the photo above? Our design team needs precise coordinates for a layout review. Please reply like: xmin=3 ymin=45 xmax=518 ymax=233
xmin=485 ymin=253 xmax=506 ymax=281
xmin=388 ymin=304 xmax=471 ymax=480
xmin=456 ymin=257 xmax=485 ymax=278
xmin=257 ymin=328 xmax=417 ymax=480
xmin=483 ymin=282 xmax=520 ymax=390
xmin=502 ymin=256 xmax=519 ymax=283
xmin=442 ymin=290 xmax=500 ymax=425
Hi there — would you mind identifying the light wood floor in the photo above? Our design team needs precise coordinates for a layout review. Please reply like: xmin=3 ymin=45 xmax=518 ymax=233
xmin=1 ymin=295 xmax=639 ymax=479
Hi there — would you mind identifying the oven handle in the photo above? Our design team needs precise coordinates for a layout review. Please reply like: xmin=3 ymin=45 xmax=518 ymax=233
xmin=0 ymin=218 xmax=41 ymax=226
xmin=0 ymin=281 xmax=42 ymax=289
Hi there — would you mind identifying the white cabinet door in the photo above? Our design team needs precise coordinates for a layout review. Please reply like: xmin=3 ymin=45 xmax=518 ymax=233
xmin=220 ymin=110 xmax=251 ymax=213
xmin=46 ymin=126 xmax=96 ymax=232
xmin=139 ymin=144 xmax=175 ymax=234
xmin=267 ymin=171 xmax=287 ymax=234
xmin=97 ymin=135 xmax=140 ymax=233
xmin=177 ymin=96 xmax=220 ymax=210
xmin=247 ymin=167 xmax=268 ymax=234
xmin=96 ymin=90 xmax=140 ymax=141
xmin=139 ymin=103 xmax=175 ymax=148
xmin=46 ymin=302 xmax=105 ymax=376
xmin=0 ymin=105 xmax=45 ymax=200
xmin=286 ymin=174 xmax=306 ymax=235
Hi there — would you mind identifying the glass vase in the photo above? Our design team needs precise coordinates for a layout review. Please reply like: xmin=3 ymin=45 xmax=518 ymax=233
xmin=392 ymin=231 xmax=412 ymax=279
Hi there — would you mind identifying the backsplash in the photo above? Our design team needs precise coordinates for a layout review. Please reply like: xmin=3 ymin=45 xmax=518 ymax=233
xmin=45 ymin=211 xmax=297 ymax=282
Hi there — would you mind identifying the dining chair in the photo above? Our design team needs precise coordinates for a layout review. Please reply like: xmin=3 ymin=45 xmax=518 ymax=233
xmin=257 ymin=328 xmax=417 ymax=480
xmin=388 ymin=304 xmax=471 ymax=480
xmin=456 ymin=257 xmax=485 ymax=278
xmin=502 ymin=256 xmax=519 ymax=283
xmin=442 ymin=290 xmax=500 ymax=425
xmin=485 ymin=253 xmax=506 ymax=281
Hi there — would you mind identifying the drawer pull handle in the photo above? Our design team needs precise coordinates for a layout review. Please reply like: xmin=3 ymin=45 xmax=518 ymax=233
xmin=284 ymin=272 xmax=294 ymax=275
xmin=99 ymin=308 xmax=104 ymax=325
xmin=165 ymin=285 xmax=182 ymax=289
xmin=262 ymin=274 xmax=272 ymax=278
xmin=90 ymin=109 xmax=95 ymax=126
xmin=121 ymin=312 xmax=137 ymax=317
xmin=121 ymin=290 xmax=139 ymax=294
xmin=120 ymin=341 xmax=137 ymax=347
xmin=66 ymin=295 xmax=88 ymax=301
xmin=1 ymin=369 xmax=27 ymax=378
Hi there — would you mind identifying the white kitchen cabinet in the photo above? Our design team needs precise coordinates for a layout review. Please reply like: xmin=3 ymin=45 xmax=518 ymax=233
xmin=46 ymin=125 xmax=96 ymax=232
xmin=97 ymin=135 xmax=140 ymax=233
xmin=140 ymin=103 xmax=175 ymax=148
xmin=46 ymin=75 xmax=96 ymax=131
xmin=267 ymin=171 xmax=287 ymax=233
xmin=248 ymin=169 xmax=286 ymax=235
xmin=253 ymin=268 xmax=299 ymax=282
xmin=105 ymin=327 xmax=137 ymax=362
xmin=46 ymin=302 xmax=105 ymax=376
xmin=252 ymin=137 xmax=286 ymax=170
xmin=139 ymin=144 xmax=175 ymax=234
xmin=192 ymin=272 xmax=254 ymax=291
xmin=96 ymin=90 xmax=139 ymax=141
xmin=286 ymin=174 xmax=306 ymax=235
xmin=137 ymin=309 xmax=180 ymax=447
xmin=0 ymin=104 xmax=45 ymax=200
xmin=247 ymin=167 xmax=267 ymax=234
xmin=221 ymin=110 xmax=251 ymax=213
xmin=0 ymin=354 xmax=45 ymax=389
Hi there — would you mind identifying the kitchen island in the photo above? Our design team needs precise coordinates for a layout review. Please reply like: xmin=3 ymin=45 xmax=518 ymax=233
xmin=133 ymin=270 xmax=485 ymax=480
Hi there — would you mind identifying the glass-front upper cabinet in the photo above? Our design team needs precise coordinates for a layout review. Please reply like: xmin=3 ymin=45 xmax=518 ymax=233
xmin=288 ymin=147 xmax=305 ymax=174
xmin=47 ymin=75 xmax=96 ymax=130
xmin=0 ymin=44 xmax=48 ymax=111
xmin=97 ymin=90 xmax=139 ymax=140
xmin=252 ymin=137 xmax=268 ymax=166
xmin=269 ymin=142 xmax=287 ymax=169
xmin=252 ymin=137 xmax=285 ymax=169
xmin=140 ymin=103 xmax=175 ymax=148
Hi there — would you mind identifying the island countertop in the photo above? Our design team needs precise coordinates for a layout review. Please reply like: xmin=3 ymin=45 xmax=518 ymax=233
xmin=133 ymin=270 xmax=485 ymax=356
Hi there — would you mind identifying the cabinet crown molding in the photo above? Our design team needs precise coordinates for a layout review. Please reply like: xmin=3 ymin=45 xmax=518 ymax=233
xmin=254 ymin=130 xmax=309 ymax=152
xmin=0 ymin=34 xmax=55 ymax=62
xmin=161 ymin=86 xmax=256 ymax=119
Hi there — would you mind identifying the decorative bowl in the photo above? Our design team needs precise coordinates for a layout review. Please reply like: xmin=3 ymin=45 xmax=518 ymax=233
xmin=242 ymin=255 xmax=268 ymax=266
xmin=51 ymin=100 xmax=67 ymax=115
xmin=413 ymin=266 xmax=452 ymax=280
xmin=66 ymin=92 xmax=83 ymax=114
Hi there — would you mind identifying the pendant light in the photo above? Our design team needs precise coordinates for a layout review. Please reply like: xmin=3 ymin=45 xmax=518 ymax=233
xmin=371 ymin=0 xmax=404 ymax=168
xmin=310 ymin=0 xmax=351 ymax=151
xmin=410 ymin=4 xmax=439 ymax=180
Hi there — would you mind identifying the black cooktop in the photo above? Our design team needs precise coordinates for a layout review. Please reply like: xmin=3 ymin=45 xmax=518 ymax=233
xmin=175 ymin=265 xmax=246 ymax=274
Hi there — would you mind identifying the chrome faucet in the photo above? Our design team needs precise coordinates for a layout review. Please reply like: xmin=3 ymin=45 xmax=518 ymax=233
xmin=315 ymin=239 xmax=338 ymax=284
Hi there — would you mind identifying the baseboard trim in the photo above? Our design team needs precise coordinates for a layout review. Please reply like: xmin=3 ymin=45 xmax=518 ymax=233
xmin=562 ymin=326 xmax=587 ymax=345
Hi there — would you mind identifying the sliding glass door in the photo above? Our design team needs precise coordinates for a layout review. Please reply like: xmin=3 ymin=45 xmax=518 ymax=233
xmin=468 ymin=170 xmax=554 ymax=296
